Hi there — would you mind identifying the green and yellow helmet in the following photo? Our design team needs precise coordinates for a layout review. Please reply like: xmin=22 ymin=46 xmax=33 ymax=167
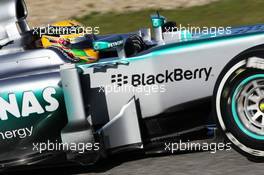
xmin=41 ymin=20 xmax=99 ymax=63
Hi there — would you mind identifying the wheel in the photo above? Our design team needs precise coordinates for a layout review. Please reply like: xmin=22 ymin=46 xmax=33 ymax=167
xmin=213 ymin=47 xmax=264 ymax=161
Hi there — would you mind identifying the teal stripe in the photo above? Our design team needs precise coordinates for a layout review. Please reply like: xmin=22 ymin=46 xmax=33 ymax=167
xmin=78 ymin=32 xmax=264 ymax=70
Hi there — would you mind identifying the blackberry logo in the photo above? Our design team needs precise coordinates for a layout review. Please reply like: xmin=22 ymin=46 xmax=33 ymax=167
xmin=111 ymin=74 xmax=128 ymax=86
xmin=111 ymin=67 xmax=212 ymax=87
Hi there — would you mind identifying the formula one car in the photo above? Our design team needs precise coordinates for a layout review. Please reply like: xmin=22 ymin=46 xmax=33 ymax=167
xmin=1 ymin=0 xmax=264 ymax=170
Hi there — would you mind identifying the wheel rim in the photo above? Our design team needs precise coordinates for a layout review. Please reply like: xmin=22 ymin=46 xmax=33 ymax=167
xmin=232 ymin=74 xmax=264 ymax=139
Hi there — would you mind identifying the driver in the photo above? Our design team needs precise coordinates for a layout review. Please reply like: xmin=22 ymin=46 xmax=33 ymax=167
xmin=40 ymin=20 xmax=99 ymax=63
xmin=38 ymin=20 xmax=147 ymax=62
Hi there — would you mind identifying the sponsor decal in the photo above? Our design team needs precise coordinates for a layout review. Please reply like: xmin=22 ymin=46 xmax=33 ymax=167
xmin=0 ymin=87 xmax=59 ymax=121
xmin=111 ymin=74 xmax=128 ymax=86
xmin=111 ymin=67 xmax=212 ymax=87
xmin=109 ymin=40 xmax=123 ymax=48
xmin=0 ymin=126 xmax=33 ymax=140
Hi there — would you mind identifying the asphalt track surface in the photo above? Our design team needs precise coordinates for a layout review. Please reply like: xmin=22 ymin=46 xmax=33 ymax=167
xmin=6 ymin=149 xmax=264 ymax=175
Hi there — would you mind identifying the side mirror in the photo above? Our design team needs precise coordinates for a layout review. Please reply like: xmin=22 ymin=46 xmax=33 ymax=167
xmin=151 ymin=15 xmax=166 ymax=28
xmin=151 ymin=12 xmax=166 ymax=43
xmin=93 ymin=36 xmax=126 ymax=58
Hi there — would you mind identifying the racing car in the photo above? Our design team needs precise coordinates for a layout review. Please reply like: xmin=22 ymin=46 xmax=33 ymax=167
xmin=1 ymin=0 xmax=264 ymax=170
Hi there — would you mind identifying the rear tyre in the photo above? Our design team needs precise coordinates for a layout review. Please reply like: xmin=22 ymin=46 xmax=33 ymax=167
xmin=213 ymin=48 xmax=264 ymax=161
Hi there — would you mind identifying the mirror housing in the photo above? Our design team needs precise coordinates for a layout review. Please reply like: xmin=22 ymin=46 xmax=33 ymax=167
xmin=151 ymin=12 xmax=166 ymax=43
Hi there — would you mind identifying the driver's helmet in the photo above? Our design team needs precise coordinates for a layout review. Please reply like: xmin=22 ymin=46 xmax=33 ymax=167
xmin=41 ymin=20 xmax=99 ymax=63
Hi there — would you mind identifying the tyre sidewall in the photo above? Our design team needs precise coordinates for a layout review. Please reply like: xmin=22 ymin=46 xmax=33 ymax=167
xmin=213 ymin=48 xmax=264 ymax=158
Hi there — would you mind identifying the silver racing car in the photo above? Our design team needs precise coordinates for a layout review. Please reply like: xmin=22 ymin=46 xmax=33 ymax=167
xmin=1 ymin=0 xmax=264 ymax=170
